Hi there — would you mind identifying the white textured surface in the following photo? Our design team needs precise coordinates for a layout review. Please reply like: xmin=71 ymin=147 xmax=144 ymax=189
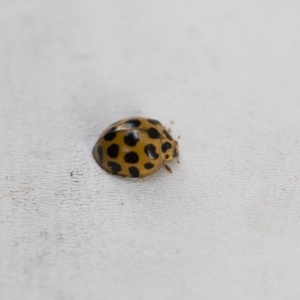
xmin=1 ymin=0 xmax=300 ymax=299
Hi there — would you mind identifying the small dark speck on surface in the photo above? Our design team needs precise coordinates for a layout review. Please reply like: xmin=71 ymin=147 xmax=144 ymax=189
xmin=70 ymin=172 xmax=73 ymax=177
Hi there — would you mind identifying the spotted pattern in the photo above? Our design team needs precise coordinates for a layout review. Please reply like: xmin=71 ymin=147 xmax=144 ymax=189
xmin=125 ymin=119 xmax=141 ymax=128
xmin=148 ymin=127 xmax=160 ymax=139
xmin=104 ymin=127 xmax=117 ymax=141
xmin=129 ymin=166 xmax=140 ymax=177
xmin=144 ymin=162 xmax=154 ymax=169
xmin=108 ymin=161 xmax=121 ymax=174
xmin=124 ymin=131 xmax=140 ymax=146
xmin=124 ymin=151 xmax=139 ymax=164
xmin=93 ymin=117 xmax=179 ymax=177
xmin=107 ymin=144 xmax=119 ymax=158
xmin=162 ymin=141 xmax=172 ymax=153
xmin=144 ymin=144 xmax=159 ymax=160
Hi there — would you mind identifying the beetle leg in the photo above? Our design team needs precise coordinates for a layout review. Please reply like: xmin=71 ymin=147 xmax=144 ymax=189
xmin=164 ymin=164 xmax=173 ymax=173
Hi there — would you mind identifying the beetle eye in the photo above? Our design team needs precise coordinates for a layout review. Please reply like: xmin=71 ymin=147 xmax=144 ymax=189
xmin=173 ymin=149 xmax=177 ymax=157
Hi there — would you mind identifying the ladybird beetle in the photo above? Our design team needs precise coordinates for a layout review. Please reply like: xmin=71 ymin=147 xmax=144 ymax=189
xmin=93 ymin=117 xmax=179 ymax=178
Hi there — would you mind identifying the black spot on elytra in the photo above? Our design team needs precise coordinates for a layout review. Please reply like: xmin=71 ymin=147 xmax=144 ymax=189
xmin=144 ymin=144 xmax=159 ymax=160
xmin=124 ymin=152 xmax=139 ymax=164
xmin=148 ymin=119 xmax=161 ymax=125
xmin=163 ymin=129 xmax=173 ymax=141
xmin=108 ymin=161 xmax=121 ymax=174
xmin=162 ymin=141 xmax=172 ymax=153
xmin=129 ymin=166 xmax=140 ymax=177
xmin=125 ymin=119 xmax=141 ymax=128
xmin=97 ymin=146 xmax=103 ymax=164
xmin=148 ymin=127 xmax=160 ymax=139
xmin=104 ymin=127 xmax=117 ymax=141
xmin=124 ymin=131 xmax=140 ymax=146
xmin=107 ymin=144 xmax=119 ymax=158
xmin=144 ymin=162 xmax=154 ymax=170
